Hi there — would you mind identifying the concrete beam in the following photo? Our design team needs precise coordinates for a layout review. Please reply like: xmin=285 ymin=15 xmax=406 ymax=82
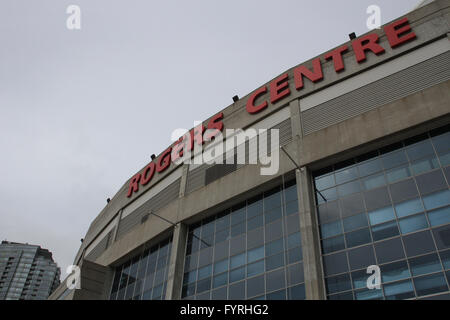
xmin=165 ymin=223 xmax=188 ymax=300
xmin=296 ymin=168 xmax=326 ymax=300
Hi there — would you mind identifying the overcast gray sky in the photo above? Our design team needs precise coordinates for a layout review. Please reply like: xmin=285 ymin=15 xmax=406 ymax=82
xmin=0 ymin=0 xmax=421 ymax=277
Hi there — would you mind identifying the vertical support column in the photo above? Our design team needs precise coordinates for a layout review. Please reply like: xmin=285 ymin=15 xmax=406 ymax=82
xmin=165 ymin=222 xmax=188 ymax=300
xmin=165 ymin=163 xmax=190 ymax=300
xmin=289 ymin=98 xmax=325 ymax=299
xmin=296 ymin=167 xmax=325 ymax=300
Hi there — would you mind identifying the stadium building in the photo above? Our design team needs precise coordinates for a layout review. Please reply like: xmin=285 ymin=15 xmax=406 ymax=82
xmin=50 ymin=0 xmax=450 ymax=300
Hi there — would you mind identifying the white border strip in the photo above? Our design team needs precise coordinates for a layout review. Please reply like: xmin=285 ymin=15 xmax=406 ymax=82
xmin=121 ymin=166 xmax=183 ymax=219
xmin=300 ymin=38 xmax=450 ymax=112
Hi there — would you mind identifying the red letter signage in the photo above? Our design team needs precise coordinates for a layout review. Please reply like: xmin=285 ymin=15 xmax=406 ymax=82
xmin=246 ymin=86 xmax=268 ymax=114
xmin=384 ymin=17 xmax=416 ymax=48
xmin=352 ymin=33 xmax=385 ymax=63
xmin=293 ymin=58 xmax=323 ymax=90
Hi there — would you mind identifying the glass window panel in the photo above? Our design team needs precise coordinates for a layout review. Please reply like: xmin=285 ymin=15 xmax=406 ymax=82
xmin=211 ymin=286 xmax=227 ymax=299
xmin=380 ymin=260 xmax=410 ymax=283
xmin=247 ymin=246 xmax=264 ymax=263
xmin=415 ymin=170 xmax=447 ymax=195
xmin=231 ymin=208 xmax=246 ymax=225
xmin=288 ymin=284 xmax=305 ymax=300
xmin=247 ymin=215 xmax=263 ymax=231
xmin=213 ymin=260 xmax=228 ymax=275
xmin=265 ymin=252 xmax=284 ymax=271
xmin=399 ymin=214 xmax=428 ymax=234
xmin=266 ymin=268 xmax=286 ymax=293
xmin=354 ymin=288 xmax=383 ymax=300
xmin=286 ymin=214 xmax=300 ymax=235
xmin=287 ymin=263 xmax=304 ymax=285
xmin=215 ymin=229 xmax=230 ymax=244
xmin=247 ymin=227 xmax=264 ymax=249
xmin=374 ymin=238 xmax=405 ymax=264
xmin=364 ymin=187 xmax=391 ymax=211
xmin=368 ymin=207 xmax=395 ymax=226
xmin=409 ymin=253 xmax=442 ymax=276
xmin=372 ymin=221 xmax=399 ymax=241
xmin=406 ymin=140 xmax=434 ymax=161
xmin=228 ymin=281 xmax=245 ymax=299
xmin=386 ymin=164 xmax=411 ymax=183
xmin=266 ymin=289 xmax=286 ymax=300
xmin=229 ymin=267 xmax=245 ymax=283
xmin=403 ymin=230 xmax=436 ymax=257
xmin=384 ymin=279 xmax=415 ymax=300
xmin=318 ymin=187 xmax=338 ymax=204
xmin=347 ymin=245 xmax=376 ymax=270
xmin=340 ymin=193 xmax=365 ymax=217
xmin=414 ymin=273 xmax=448 ymax=297
xmin=410 ymin=156 xmax=440 ymax=175
xmin=438 ymin=152 xmax=450 ymax=166
xmin=337 ymin=180 xmax=361 ymax=197
xmin=288 ymin=232 xmax=301 ymax=249
xmin=343 ymin=213 xmax=368 ymax=232
xmin=432 ymin=225 xmax=450 ymax=251
xmin=328 ymin=292 xmax=354 ymax=300
xmin=351 ymin=270 xmax=368 ymax=289
xmin=335 ymin=166 xmax=359 ymax=184
xmin=439 ymin=250 xmax=450 ymax=270
xmin=183 ymin=271 xmax=197 ymax=284
xmin=288 ymin=247 xmax=303 ymax=264
xmin=213 ymin=273 xmax=227 ymax=289
xmin=230 ymin=222 xmax=245 ymax=237
xmin=215 ymin=214 xmax=230 ymax=231
xmin=389 ymin=178 xmax=418 ymax=203
xmin=201 ymin=222 xmax=215 ymax=237
xmin=246 ymin=275 xmax=265 ymax=298
xmin=230 ymin=253 xmax=245 ymax=269
xmin=198 ymin=247 xmax=213 ymax=267
xmin=266 ymin=239 xmax=284 ymax=256
xmin=285 ymin=200 xmax=299 ymax=216
xmin=382 ymin=150 xmax=408 ymax=170
xmin=265 ymin=219 xmax=283 ymax=242
xmin=214 ymin=240 xmax=229 ymax=262
xmin=431 ymin=131 xmax=450 ymax=154
xmin=265 ymin=206 xmax=282 ymax=224
xmin=284 ymin=184 xmax=298 ymax=202
xmin=322 ymin=236 xmax=346 ymax=254
xmin=229 ymin=234 xmax=246 ymax=256
xmin=315 ymin=174 xmax=335 ymax=191
xmin=247 ymin=260 xmax=265 ymax=277
xmin=362 ymin=173 xmax=386 ymax=190
xmin=142 ymin=289 xmax=152 ymax=300
xmin=197 ymin=265 xmax=212 ymax=281
xmin=321 ymin=220 xmax=343 ymax=239
xmin=247 ymin=200 xmax=263 ymax=219
xmin=428 ymin=206 xmax=450 ymax=227
xmin=358 ymin=158 xmax=383 ymax=177
xmin=152 ymin=284 xmax=163 ymax=299
xmin=422 ymin=190 xmax=450 ymax=211
xmin=394 ymin=198 xmax=424 ymax=218
xmin=318 ymin=201 xmax=340 ymax=223
xmin=264 ymin=190 xmax=282 ymax=210
xmin=325 ymin=274 xmax=352 ymax=294
xmin=323 ymin=252 xmax=349 ymax=276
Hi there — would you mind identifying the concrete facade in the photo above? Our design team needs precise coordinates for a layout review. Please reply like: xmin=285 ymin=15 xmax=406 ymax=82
xmin=52 ymin=0 xmax=450 ymax=300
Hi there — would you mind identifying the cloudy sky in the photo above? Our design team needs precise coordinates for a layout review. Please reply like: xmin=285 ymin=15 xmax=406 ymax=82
xmin=0 ymin=0 xmax=421 ymax=278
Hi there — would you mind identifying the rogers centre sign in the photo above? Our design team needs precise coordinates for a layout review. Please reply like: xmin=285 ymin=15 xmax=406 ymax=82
xmin=126 ymin=17 xmax=417 ymax=198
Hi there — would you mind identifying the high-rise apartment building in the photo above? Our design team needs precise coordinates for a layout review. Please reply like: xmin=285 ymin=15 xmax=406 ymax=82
xmin=0 ymin=241 xmax=60 ymax=300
